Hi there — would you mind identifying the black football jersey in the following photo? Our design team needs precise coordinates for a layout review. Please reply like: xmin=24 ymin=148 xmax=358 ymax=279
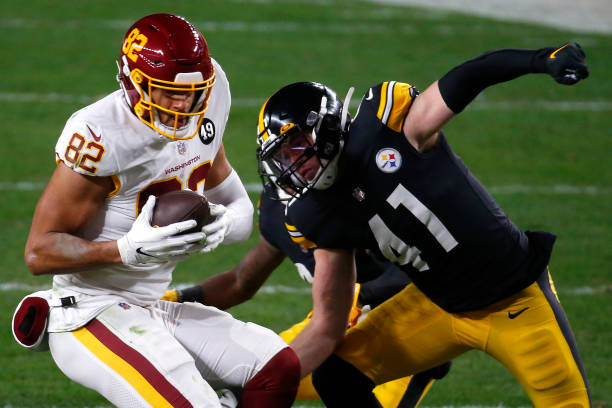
xmin=259 ymin=188 xmax=315 ymax=280
xmin=286 ymin=81 xmax=556 ymax=313
xmin=258 ymin=188 xmax=409 ymax=302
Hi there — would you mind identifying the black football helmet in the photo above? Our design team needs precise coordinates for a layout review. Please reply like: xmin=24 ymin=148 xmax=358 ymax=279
xmin=256 ymin=82 xmax=352 ymax=199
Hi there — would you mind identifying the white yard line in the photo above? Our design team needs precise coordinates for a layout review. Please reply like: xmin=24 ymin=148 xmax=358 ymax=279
xmin=4 ymin=0 xmax=612 ymax=35
xmin=2 ymin=282 xmax=610 ymax=296
xmin=0 ymin=19 xmax=407 ymax=34
xmin=0 ymin=181 xmax=47 ymax=191
xmin=3 ymin=92 xmax=612 ymax=111
xmin=369 ymin=0 xmax=612 ymax=34
xmin=3 ymin=181 xmax=610 ymax=196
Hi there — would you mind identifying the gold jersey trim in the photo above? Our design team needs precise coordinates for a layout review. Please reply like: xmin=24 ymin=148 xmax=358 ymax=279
xmin=108 ymin=175 xmax=121 ymax=198
xmin=285 ymin=222 xmax=318 ymax=250
xmin=376 ymin=81 xmax=416 ymax=133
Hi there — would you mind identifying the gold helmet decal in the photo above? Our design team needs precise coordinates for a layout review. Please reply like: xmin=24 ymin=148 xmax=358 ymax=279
xmin=280 ymin=123 xmax=296 ymax=135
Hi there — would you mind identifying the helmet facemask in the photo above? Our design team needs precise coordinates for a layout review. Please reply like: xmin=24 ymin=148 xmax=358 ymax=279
xmin=120 ymin=56 xmax=215 ymax=140
xmin=257 ymin=87 xmax=350 ymax=200
xmin=259 ymin=129 xmax=319 ymax=198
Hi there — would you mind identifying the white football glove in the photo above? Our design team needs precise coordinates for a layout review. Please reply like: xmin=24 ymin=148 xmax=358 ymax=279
xmin=117 ymin=195 xmax=205 ymax=265
xmin=200 ymin=203 xmax=235 ymax=253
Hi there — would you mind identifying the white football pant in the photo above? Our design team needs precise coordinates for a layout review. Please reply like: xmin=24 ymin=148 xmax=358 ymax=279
xmin=49 ymin=300 xmax=288 ymax=407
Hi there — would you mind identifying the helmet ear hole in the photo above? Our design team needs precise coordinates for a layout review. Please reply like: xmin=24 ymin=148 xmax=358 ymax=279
xmin=306 ymin=111 xmax=319 ymax=126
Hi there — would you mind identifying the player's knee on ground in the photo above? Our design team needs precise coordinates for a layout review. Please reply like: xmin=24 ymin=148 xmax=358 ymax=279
xmin=238 ymin=347 xmax=300 ymax=408
xmin=313 ymin=354 xmax=381 ymax=407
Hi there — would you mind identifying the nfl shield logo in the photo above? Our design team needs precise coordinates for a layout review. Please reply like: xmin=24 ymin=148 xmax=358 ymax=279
xmin=375 ymin=148 xmax=402 ymax=173
xmin=177 ymin=141 xmax=187 ymax=155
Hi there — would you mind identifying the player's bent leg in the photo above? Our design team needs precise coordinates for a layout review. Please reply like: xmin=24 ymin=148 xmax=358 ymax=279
xmin=373 ymin=376 xmax=413 ymax=408
xmin=238 ymin=346 xmax=300 ymax=408
xmin=337 ymin=284 xmax=466 ymax=385
xmin=49 ymin=311 xmax=220 ymax=407
xmin=485 ymin=270 xmax=590 ymax=407
xmin=389 ymin=362 xmax=452 ymax=408
xmin=313 ymin=353 xmax=382 ymax=408
xmin=323 ymin=284 xmax=464 ymax=408
xmin=372 ymin=361 xmax=452 ymax=408
xmin=164 ymin=301 xmax=297 ymax=407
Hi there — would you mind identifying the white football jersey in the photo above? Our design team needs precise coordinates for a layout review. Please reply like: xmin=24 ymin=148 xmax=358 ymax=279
xmin=52 ymin=59 xmax=230 ymax=313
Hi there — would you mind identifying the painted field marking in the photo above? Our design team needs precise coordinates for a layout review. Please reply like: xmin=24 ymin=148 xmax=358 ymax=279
xmin=2 ymin=182 xmax=610 ymax=196
xmin=0 ymin=18 xmax=408 ymax=34
xmin=2 ymin=282 xmax=610 ymax=296
xmin=2 ymin=92 xmax=612 ymax=112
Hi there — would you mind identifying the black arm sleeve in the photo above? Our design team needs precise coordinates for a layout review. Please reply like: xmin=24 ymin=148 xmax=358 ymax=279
xmin=177 ymin=285 xmax=205 ymax=303
xmin=438 ymin=47 xmax=553 ymax=113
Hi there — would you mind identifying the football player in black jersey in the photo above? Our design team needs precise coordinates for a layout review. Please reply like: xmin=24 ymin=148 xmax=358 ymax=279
xmin=163 ymin=184 xmax=452 ymax=407
xmin=255 ymin=43 xmax=590 ymax=407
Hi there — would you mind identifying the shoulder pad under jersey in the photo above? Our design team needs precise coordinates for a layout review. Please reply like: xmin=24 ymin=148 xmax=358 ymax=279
xmin=55 ymin=118 xmax=116 ymax=177
xmin=360 ymin=81 xmax=419 ymax=133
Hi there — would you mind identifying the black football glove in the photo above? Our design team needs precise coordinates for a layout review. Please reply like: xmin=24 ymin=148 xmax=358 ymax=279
xmin=545 ymin=42 xmax=589 ymax=85
xmin=161 ymin=285 xmax=204 ymax=303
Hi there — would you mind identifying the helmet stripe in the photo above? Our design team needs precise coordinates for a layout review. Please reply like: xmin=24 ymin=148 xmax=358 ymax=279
xmin=257 ymin=96 xmax=271 ymax=142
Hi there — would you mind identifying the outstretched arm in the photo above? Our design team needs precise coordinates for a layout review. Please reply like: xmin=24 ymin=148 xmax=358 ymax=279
xmin=289 ymin=248 xmax=356 ymax=377
xmin=404 ymin=43 xmax=589 ymax=152
xmin=163 ymin=235 xmax=286 ymax=309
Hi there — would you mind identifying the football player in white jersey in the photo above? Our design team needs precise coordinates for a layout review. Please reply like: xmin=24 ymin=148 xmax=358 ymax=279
xmin=18 ymin=13 xmax=300 ymax=408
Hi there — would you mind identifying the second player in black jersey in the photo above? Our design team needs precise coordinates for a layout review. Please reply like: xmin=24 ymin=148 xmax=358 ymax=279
xmin=256 ymin=43 xmax=590 ymax=406
xmin=285 ymin=81 xmax=554 ymax=313
xmin=163 ymin=186 xmax=451 ymax=407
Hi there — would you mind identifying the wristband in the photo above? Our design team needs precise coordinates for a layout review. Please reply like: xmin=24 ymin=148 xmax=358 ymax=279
xmin=177 ymin=285 xmax=205 ymax=303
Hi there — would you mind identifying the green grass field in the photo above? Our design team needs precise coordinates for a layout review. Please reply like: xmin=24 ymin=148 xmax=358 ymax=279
xmin=1 ymin=0 xmax=611 ymax=406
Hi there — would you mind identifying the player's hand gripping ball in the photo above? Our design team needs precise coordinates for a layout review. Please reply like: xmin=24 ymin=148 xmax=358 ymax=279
xmin=152 ymin=190 xmax=216 ymax=234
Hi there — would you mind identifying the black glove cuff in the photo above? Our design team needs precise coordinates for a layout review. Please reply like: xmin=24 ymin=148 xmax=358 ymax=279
xmin=177 ymin=285 xmax=205 ymax=303
xmin=531 ymin=47 xmax=556 ymax=73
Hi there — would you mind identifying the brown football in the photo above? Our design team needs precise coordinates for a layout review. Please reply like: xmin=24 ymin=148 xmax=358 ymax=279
xmin=152 ymin=190 xmax=215 ymax=234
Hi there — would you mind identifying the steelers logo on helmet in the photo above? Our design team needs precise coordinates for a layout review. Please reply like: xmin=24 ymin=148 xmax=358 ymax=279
xmin=376 ymin=148 xmax=402 ymax=173
xmin=116 ymin=13 xmax=216 ymax=141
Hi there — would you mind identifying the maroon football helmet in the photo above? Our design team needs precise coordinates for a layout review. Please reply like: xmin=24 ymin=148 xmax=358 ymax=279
xmin=117 ymin=13 xmax=216 ymax=140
